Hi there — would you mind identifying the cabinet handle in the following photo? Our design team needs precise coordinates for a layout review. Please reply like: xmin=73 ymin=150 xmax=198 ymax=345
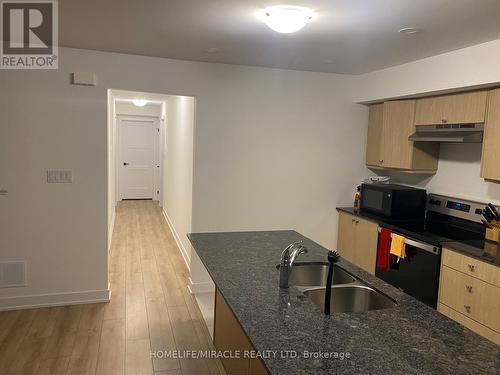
xmin=379 ymin=159 xmax=384 ymax=164
xmin=464 ymin=305 xmax=471 ymax=313
xmin=355 ymin=220 xmax=359 ymax=224
xmin=465 ymin=285 xmax=473 ymax=293
xmin=467 ymin=264 xmax=475 ymax=272
xmin=352 ymin=219 xmax=356 ymax=223
xmin=442 ymin=119 xmax=448 ymax=123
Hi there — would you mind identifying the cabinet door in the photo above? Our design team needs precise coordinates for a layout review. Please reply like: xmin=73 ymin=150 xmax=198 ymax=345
xmin=249 ymin=358 xmax=269 ymax=375
xmin=380 ymin=100 xmax=416 ymax=169
xmin=481 ymin=89 xmax=500 ymax=181
xmin=366 ymin=104 xmax=384 ymax=166
xmin=214 ymin=289 xmax=251 ymax=375
xmin=353 ymin=218 xmax=379 ymax=275
xmin=415 ymin=91 xmax=487 ymax=125
xmin=337 ymin=212 xmax=356 ymax=263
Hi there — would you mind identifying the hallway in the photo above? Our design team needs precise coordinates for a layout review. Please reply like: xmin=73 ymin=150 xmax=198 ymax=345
xmin=0 ymin=200 xmax=224 ymax=375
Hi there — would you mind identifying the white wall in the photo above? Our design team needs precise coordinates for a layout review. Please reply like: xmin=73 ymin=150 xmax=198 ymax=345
xmin=0 ymin=47 xmax=369 ymax=309
xmin=355 ymin=38 xmax=500 ymax=103
xmin=356 ymin=39 xmax=500 ymax=204
xmin=0 ymin=66 xmax=109 ymax=309
xmin=162 ymin=96 xmax=195 ymax=269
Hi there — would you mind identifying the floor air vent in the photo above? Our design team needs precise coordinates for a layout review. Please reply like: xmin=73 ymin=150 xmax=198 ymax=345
xmin=0 ymin=262 xmax=26 ymax=288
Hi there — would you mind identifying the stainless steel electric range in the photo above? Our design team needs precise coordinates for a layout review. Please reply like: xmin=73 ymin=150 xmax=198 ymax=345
xmin=375 ymin=194 xmax=493 ymax=309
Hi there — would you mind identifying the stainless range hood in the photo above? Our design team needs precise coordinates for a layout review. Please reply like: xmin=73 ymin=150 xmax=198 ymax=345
xmin=409 ymin=123 xmax=484 ymax=143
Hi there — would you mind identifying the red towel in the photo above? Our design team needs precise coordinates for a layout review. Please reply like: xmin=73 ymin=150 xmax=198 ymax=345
xmin=377 ymin=228 xmax=392 ymax=271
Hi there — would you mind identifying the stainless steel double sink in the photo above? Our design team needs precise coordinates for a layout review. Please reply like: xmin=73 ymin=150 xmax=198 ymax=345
xmin=284 ymin=263 xmax=397 ymax=313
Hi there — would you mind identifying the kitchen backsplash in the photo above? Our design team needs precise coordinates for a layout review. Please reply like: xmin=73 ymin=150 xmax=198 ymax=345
xmin=375 ymin=143 xmax=500 ymax=205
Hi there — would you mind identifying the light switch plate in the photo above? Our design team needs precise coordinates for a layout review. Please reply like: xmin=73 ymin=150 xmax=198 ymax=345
xmin=47 ymin=170 xmax=73 ymax=183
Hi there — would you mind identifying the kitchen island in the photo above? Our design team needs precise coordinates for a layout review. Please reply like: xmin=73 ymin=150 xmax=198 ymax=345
xmin=188 ymin=230 xmax=499 ymax=375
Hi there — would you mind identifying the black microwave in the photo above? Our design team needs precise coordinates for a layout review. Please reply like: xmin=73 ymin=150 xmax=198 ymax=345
xmin=360 ymin=183 xmax=427 ymax=220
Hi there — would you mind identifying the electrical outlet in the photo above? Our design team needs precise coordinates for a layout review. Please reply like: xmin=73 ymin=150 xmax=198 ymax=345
xmin=47 ymin=170 xmax=73 ymax=183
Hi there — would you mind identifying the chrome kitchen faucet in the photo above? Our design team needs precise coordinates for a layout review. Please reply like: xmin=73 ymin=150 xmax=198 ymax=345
xmin=279 ymin=241 xmax=308 ymax=288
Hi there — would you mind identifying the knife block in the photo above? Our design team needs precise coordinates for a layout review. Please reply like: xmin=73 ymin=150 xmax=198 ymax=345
xmin=485 ymin=222 xmax=500 ymax=243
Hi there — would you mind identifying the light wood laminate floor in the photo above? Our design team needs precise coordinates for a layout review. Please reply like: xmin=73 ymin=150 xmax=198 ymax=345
xmin=0 ymin=200 xmax=225 ymax=375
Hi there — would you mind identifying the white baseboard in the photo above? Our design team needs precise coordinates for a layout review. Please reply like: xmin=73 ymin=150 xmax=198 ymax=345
xmin=188 ymin=277 xmax=214 ymax=294
xmin=162 ymin=209 xmax=191 ymax=271
xmin=0 ymin=289 xmax=111 ymax=311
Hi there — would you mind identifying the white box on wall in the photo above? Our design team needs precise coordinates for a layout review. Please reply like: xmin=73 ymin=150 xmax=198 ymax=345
xmin=71 ymin=72 xmax=97 ymax=86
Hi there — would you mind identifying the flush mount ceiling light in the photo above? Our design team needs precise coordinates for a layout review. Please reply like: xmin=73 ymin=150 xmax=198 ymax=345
xmin=257 ymin=5 xmax=315 ymax=34
xmin=132 ymin=99 xmax=148 ymax=107
xmin=398 ymin=27 xmax=421 ymax=35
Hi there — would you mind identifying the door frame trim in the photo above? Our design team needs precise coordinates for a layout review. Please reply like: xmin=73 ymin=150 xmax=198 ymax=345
xmin=116 ymin=114 xmax=162 ymax=201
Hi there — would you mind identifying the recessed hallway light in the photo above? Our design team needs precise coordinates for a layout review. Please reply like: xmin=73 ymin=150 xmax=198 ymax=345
xmin=398 ymin=27 xmax=421 ymax=35
xmin=256 ymin=5 xmax=315 ymax=34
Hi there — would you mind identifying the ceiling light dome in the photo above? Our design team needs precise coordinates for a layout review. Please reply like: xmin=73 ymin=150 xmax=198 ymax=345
xmin=132 ymin=99 xmax=148 ymax=107
xmin=257 ymin=5 xmax=315 ymax=34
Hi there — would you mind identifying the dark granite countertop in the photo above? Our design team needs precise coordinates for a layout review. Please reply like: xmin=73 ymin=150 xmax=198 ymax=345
xmin=337 ymin=207 xmax=500 ymax=267
xmin=188 ymin=230 xmax=499 ymax=375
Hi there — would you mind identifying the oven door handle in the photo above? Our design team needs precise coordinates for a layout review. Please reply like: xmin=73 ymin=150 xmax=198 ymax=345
xmin=378 ymin=227 xmax=441 ymax=255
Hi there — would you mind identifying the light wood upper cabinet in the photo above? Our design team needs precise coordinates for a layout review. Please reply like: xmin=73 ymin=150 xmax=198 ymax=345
xmin=481 ymin=89 xmax=500 ymax=181
xmin=380 ymin=100 xmax=417 ymax=169
xmin=414 ymin=91 xmax=488 ymax=125
xmin=365 ymin=103 xmax=384 ymax=167
xmin=337 ymin=212 xmax=378 ymax=274
xmin=365 ymin=101 xmax=439 ymax=171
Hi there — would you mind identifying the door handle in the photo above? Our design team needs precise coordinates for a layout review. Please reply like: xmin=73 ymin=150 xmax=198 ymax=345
xmin=123 ymin=162 xmax=129 ymax=166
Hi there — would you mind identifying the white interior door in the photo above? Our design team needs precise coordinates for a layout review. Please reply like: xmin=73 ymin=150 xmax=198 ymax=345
xmin=119 ymin=117 xmax=158 ymax=200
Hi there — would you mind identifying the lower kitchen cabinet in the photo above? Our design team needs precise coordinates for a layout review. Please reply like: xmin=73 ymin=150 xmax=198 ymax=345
xmin=438 ymin=248 xmax=500 ymax=345
xmin=337 ymin=212 xmax=378 ymax=274
xmin=214 ymin=288 xmax=269 ymax=375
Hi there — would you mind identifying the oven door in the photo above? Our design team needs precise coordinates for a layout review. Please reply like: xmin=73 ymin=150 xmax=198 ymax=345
xmin=375 ymin=228 xmax=442 ymax=308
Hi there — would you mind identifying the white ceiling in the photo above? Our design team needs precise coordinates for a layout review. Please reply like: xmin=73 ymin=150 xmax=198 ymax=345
xmin=59 ymin=0 xmax=500 ymax=75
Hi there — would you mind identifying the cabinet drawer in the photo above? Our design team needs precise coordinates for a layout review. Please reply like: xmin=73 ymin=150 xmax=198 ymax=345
xmin=415 ymin=91 xmax=487 ymax=125
xmin=438 ymin=303 xmax=500 ymax=345
xmin=442 ymin=248 xmax=500 ymax=287
xmin=439 ymin=266 xmax=500 ymax=332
